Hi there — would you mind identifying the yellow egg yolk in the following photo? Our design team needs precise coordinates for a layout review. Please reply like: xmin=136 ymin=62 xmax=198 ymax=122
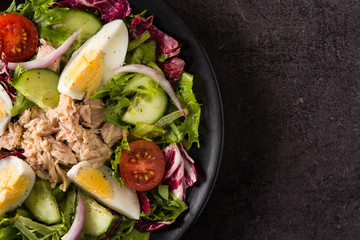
xmin=0 ymin=100 xmax=7 ymax=120
xmin=64 ymin=49 xmax=104 ymax=94
xmin=0 ymin=164 xmax=30 ymax=210
xmin=75 ymin=166 xmax=113 ymax=199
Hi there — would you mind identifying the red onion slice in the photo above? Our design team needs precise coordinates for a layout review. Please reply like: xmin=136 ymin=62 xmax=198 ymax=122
xmin=61 ymin=191 xmax=85 ymax=240
xmin=2 ymin=30 xmax=81 ymax=71
xmin=112 ymin=64 xmax=186 ymax=117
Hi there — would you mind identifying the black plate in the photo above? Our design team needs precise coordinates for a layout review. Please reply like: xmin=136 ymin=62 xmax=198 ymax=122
xmin=0 ymin=1 xmax=224 ymax=239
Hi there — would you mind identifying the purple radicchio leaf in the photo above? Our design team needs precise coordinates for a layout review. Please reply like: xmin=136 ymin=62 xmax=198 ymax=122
xmin=135 ymin=219 xmax=174 ymax=232
xmin=130 ymin=15 xmax=181 ymax=59
xmin=0 ymin=149 xmax=26 ymax=160
xmin=160 ymin=57 xmax=185 ymax=83
xmin=177 ymin=143 xmax=197 ymax=188
xmin=137 ymin=191 xmax=150 ymax=214
xmin=0 ymin=53 xmax=16 ymax=101
xmin=162 ymin=143 xmax=197 ymax=201
xmin=53 ymin=0 xmax=131 ymax=23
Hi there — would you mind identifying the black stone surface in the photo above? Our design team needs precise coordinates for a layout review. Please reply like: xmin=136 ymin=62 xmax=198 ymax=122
xmin=166 ymin=0 xmax=360 ymax=239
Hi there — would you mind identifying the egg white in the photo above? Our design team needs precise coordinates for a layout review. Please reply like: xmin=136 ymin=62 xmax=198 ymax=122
xmin=0 ymin=156 xmax=35 ymax=216
xmin=58 ymin=19 xmax=129 ymax=100
xmin=67 ymin=161 xmax=140 ymax=219
xmin=0 ymin=84 xmax=12 ymax=136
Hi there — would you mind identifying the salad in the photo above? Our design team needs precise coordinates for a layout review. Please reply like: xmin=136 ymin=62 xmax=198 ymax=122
xmin=0 ymin=0 xmax=201 ymax=239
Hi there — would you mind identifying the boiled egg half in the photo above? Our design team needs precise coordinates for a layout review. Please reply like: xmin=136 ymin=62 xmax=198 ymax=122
xmin=0 ymin=156 xmax=35 ymax=216
xmin=0 ymin=84 xmax=12 ymax=136
xmin=67 ymin=161 xmax=140 ymax=219
xmin=58 ymin=19 xmax=129 ymax=100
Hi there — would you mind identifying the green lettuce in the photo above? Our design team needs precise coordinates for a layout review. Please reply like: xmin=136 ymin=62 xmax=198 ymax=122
xmin=141 ymin=184 xmax=188 ymax=222
xmin=109 ymin=138 xmax=130 ymax=187
xmin=164 ymin=72 xmax=201 ymax=149
xmin=129 ymin=122 xmax=166 ymax=141
xmin=127 ymin=30 xmax=151 ymax=53
xmin=0 ymin=212 xmax=66 ymax=240
xmin=108 ymin=217 xmax=149 ymax=240
xmin=176 ymin=72 xmax=201 ymax=149
xmin=125 ymin=40 xmax=156 ymax=65
xmin=92 ymin=73 xmax=133 ymax=128
xmin=7 ymin=0 xmax=70 ymax=45
xmin=92 ymin=71 xmax=165 ymax=130
xmin=0 ymin=218 xmax=20 ymax=240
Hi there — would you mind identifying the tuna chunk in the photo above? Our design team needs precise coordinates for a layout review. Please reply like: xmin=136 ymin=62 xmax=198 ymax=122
xmin=101 ymin=122 xmax=128 ymax=147
xmin=48 ymin=94 xmax=112 ymax=168
xmin=1 ymin=94 xmax=115 ymax=192
xmin=0 ymin=122 xmax=23 ymax=150
xmin=37 ymin=39 xmax=60 ymax=73
xmin=69 ymin=129 xmax=112 ymax=168
xmin=78 ymin=94 xmax=106 ymax=129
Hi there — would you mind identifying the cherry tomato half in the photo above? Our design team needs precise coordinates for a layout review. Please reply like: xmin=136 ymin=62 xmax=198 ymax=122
xmin=0 ymin=13 xmax=39 ymax=62
xmin=120 ymin=140 xmax=165 ymax=191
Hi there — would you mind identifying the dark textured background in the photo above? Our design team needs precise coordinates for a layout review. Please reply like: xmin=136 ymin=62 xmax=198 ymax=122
xmin=166 ymin=0 xmax=360 ymax=239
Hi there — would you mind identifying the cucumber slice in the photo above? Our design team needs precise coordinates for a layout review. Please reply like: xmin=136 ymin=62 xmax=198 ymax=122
xmin=83 ymin=194 xmax=117 ymax=236
xmin=59 ymin=10 xmax=102 ymax=62
xmin=13 ymin=69 xmax=60 ymax=111
xmin=121 ymin=91 xmax=168 ymax=125
xmin=122 ymin=74 xmax=158 ymax=94
xmin=24 ymin=179 xmax=61 ymax=224
xmin=60 ymin=10 xmax=102 ymax=43
xmin=121 ymin=74 xmax=168 ymax=125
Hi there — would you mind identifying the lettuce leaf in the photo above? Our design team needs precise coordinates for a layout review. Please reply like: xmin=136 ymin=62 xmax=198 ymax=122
xmin=0 ymin=218 xmax=20 ymax=240
xmin=126 ymin=40 xmax=157 ymax=65
xmin=108 ymin=217 xmax=150 ymax=240
xmin=10 ymin=91 xmax=35 ymax=117
xmin=154 ymin=109 xmax=187 ymax=127
xmin=135 ymin=184 xmax=188 ymax=232
xmin=109 ymin=138 xmax=129 ymax=187
xmin=12 ymin=0 xmax=71 ymax=45
xmin=127 ymin=30 xmax=151 ymax=52
xmin=140 ymin=184 xmax=188 ymax=222
xmin=93 ymin=71 xmax=166 ymax=130
xmin=53 ymin=0 xmax=131 ymax=23
xmin=129 ymin=122 xmax=166 ymax=141
xmin=164 ymin=72 xmax=201 ymax=149
xmin=93 ymin=73 xmax=133 ymax=128
xmin=0 ymin=213 xmax=66 ymax=240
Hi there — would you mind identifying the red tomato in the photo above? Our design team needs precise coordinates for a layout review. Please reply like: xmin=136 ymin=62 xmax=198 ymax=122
xmin=120 ymin=140 xmax=165 ymax=191
xmin=0 ymin=13 xmax=39 ymax=62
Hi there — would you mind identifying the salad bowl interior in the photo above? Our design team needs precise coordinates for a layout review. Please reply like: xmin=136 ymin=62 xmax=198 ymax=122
xmin=0 ymin=0 xmax=223 ymax=239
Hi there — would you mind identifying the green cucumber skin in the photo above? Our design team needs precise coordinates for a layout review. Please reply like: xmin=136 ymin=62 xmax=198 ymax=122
xmin=24 ymin=179 xmax=62 ymax=224
xmin=13 ymin=69 xmax=60 ymax=111
xmin=60 ymin=10 xmax=102 ymax=42
xmin=121 ymin=74 xmax=169 ymax=125
xmin=83 ymin=195 xmax=117 ymax=236
xmin=121 ymin=91 xmax=168 ymax=125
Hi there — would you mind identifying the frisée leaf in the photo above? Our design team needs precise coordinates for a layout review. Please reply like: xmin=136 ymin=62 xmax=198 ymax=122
xmin=107 ymin=216 xmax=150 ymax=240
xmin=135 ymin=184 xmax=188 ymax=232
xmin=164 ymin=72 xmax=201 ymax=149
